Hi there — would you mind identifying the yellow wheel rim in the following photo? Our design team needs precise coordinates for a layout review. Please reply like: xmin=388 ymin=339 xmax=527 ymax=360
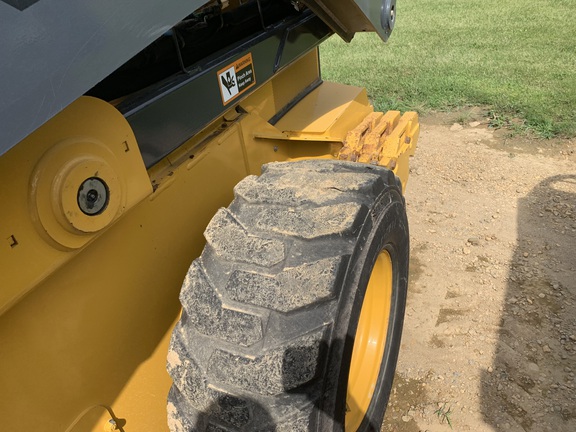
xmin=345 ymin=250 xmax=393 ymax=431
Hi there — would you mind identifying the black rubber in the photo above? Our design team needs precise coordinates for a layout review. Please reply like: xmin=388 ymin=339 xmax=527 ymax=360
xmin=166 ymin=159 xmax=409 ymax=431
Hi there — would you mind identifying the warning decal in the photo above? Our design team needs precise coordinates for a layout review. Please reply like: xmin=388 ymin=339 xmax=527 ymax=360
xmin=217 ymin=53 xmax=256 ymax=105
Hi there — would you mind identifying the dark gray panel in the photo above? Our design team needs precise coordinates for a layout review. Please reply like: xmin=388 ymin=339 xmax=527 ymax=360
xmin=0 ymin=0 xmax=204 ymax=156
xmin=1 ymin=0 xmax=40 ymax=11
xmin=303 ymin=0 xmax=395 ymax=42
xmin=123 ymin=13 xmax=330 ymax=168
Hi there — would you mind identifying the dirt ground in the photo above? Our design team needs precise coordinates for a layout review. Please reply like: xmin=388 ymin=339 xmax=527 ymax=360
xmin=382 ymin=110 xmax=576 ymax=432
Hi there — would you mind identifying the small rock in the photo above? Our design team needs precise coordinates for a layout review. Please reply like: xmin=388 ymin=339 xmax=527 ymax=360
xmin=402 ymin=415 xmax=412 ymax=422
xmin=462 ymin=247 xmax=471 ymax=255
xmin=488 ymin=366 xmax=494 ymax=373
xmin=450 ymin=123 xmax=464 ymax=131
xmin=509 ymin=297 xmax=518 ymax=304
xmin=523 ymin=252 xmax=529 ymax=258
xmin=543 ymin=345 xmax=551 ymax=353
xmin=569 ymin=335 xmax=576 ymax=341
xmin=528 ymin=362 xmax=540 ymax=373
xmin=468 ymin=237 xmax=480 ymax=246
xmin=538 ymin=293 xmax=546 ymax=299
xmin=469 ymin=121 xmax=481 ymax=128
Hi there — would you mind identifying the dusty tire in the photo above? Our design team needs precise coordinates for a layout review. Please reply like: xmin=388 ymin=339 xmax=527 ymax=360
xmin=167 ymin=160 xmax=409 ymax=431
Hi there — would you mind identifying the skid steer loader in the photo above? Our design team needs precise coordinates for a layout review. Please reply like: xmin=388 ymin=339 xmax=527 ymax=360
xmin=0 ymin=0 xmax=419 ymax=430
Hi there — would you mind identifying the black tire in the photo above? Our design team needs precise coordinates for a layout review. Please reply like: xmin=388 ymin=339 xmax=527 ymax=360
xmin=167 ymin=160 xmax=409 ymax=431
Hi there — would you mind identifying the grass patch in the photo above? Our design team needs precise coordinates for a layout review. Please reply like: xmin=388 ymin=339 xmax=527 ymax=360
xmin=434 ymin=403 xmax=453 ymax=428
xmin=320 ymin=0 xmax=576 ymax=138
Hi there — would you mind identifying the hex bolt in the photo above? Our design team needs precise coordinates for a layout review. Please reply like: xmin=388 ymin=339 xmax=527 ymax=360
xmin=77 ymin=177 xmax=109 ymax=216
xmin=86 ymin=189 xmax=99 ymax=205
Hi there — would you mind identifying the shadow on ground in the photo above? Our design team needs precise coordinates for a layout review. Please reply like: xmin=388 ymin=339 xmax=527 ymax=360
xmin=481 ymin=175 xmax=576 ymax=431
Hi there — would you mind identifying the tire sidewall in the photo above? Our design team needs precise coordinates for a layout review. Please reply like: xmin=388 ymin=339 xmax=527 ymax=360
xmin=319 ymin=183 xmax=409 ymax=431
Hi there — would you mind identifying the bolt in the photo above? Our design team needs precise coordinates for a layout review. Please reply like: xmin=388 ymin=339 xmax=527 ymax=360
xmin=105 ymin=419 xmax=117 ymax=431
xmin=77 ymin=177 xmax=109 ymax=216
xmin=86 ymin=189 xmax=99 ymax=206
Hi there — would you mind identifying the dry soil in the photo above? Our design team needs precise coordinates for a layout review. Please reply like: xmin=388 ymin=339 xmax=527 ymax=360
xmin=382 ymin=110 xmax=576 ymax=432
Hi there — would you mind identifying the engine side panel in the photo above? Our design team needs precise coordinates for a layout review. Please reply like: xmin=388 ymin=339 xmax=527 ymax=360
xmin=0 ymin=0 xmax=203 ymax=157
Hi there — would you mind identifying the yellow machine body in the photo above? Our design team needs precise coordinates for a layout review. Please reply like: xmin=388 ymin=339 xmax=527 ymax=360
xmin=0 ymin=46 xmax=417 ymax=431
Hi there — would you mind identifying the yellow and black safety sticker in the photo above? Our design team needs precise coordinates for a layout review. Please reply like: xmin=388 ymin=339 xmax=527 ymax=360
xmin=217 ymin=53 xmax=256 ymax=105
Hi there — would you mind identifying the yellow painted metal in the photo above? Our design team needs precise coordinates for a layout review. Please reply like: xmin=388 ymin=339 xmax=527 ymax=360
xmin=65 ymin=319 xmax=178 ymax=432
xmin=346 ymin=251 xmax=393 ymax=431
xmin=338 ymin=111 xmax=419 ymax=192
xmin=0 ymin=97 xmax=152 ymax=314
xmin=0 ymin=107 xmax=252 ymax=432
xmin=253 ymin=81 xmax=373 ymax=143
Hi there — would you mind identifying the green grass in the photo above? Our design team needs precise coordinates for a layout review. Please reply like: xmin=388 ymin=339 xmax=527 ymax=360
xmin=434 ymin=403 xmax=453 ymax=429
xmin=320 ymin=0 xmax=576 ymax=138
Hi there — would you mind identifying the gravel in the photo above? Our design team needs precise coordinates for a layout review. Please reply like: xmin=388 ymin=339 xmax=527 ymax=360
xmin=382 ymin=111 xmax=576 ymax=432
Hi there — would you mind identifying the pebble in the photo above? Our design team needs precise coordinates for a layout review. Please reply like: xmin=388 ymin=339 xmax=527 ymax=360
xmin=468 ymin=237 xmax=480 ymax=246
xmin=539 ymin=293 xmax=546 ymax=299
xmin=528 ymin=362 xmax=540 ymax=372
xmin=450 ymin=123 xmax=464 ymax=131
xmin=402 ymin=415 xmax=412 ymax=422
xmin=543 ymin=345 xmax=552 ymax=353
xmin=469 ymin=121 xmax=481 ymax=127
xmin=488 ymin=366 xmax=494 ymax=373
